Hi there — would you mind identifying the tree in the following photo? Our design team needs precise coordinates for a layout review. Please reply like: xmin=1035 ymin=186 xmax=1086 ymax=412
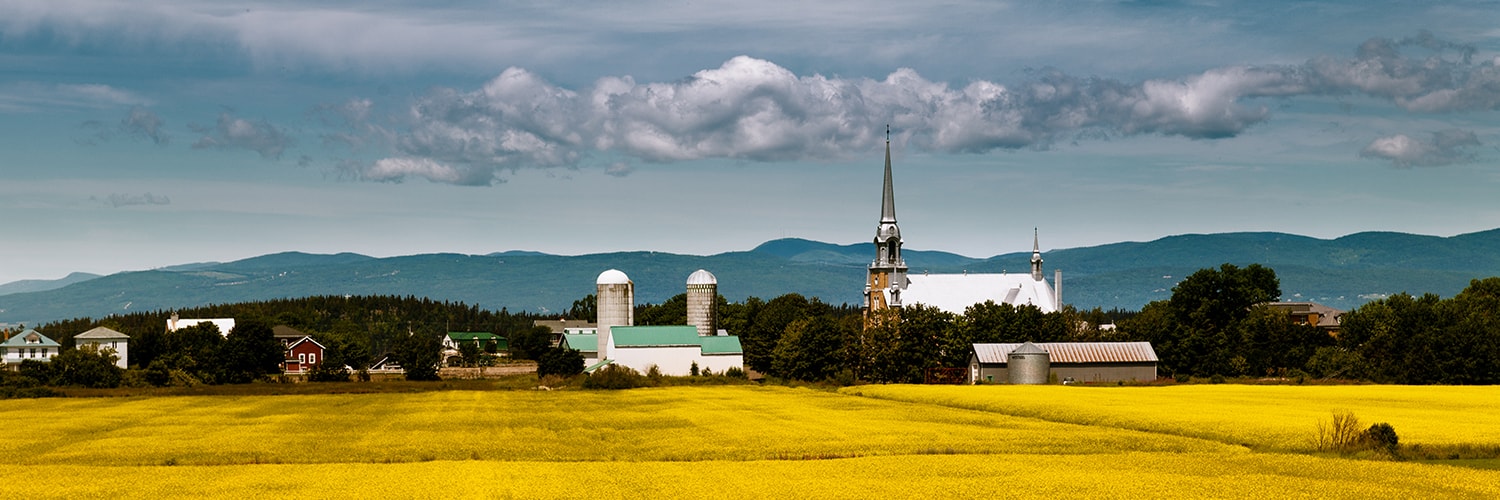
xmin=220 ymin=319 xmax=285 ymax=384
xmin=458 ymin=341 xmax=482 ymax=367
xmin=744 ymin=294 xmax=810 ymax=373
xmin=508 ymin=326 xmax=554 ymax=361
xmin=567 ymin=294 xmax=597 ymax=322
xmin=392 ymin=329 xmax=443 ymax=381
xmin=536 ymin=347 xmax=584 ymax=379
xmin=48 ymin=344 xmax=123 ymax=388
xmin=770 ymin=315 xmax=849 ymax=382
xmin=1122 ymin=263 xmax=1283 ymax=377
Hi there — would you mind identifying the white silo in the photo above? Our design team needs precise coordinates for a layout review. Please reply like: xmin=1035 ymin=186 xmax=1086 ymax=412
xmin=1008 ymin=342 xmax=1051 ymax=385
xmin=596 ymin=269 xmax=634 ymax=360
xmin=686 ymin=269 xmax=717 ymax=336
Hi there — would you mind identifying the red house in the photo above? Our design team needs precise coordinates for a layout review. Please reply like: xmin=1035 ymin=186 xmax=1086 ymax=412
xmin=283 ymin=336 xmax=327 ymax=373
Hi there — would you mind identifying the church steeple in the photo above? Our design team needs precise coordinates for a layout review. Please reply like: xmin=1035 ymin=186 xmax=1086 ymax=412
xmin=1030 ymin=227 xmax=1045 ymax=281
xmin=867 ymin=126 xmax=907 ymax=313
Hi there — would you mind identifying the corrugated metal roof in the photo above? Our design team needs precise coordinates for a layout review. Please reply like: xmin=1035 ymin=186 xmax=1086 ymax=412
xmin=560 ymin=333 xmax=598 ymax=352
xmin=903 ymin=273 xmax=1057 ymax=314
xmin=611 ymin=326 xmax=702 ymax=347
xmin=699 ymin=335 xmax=743 ymax=355
xmin=973 ymin=342 xmax=1158 ymax=364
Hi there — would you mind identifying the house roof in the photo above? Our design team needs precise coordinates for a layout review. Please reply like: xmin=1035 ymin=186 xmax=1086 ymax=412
xmin=1264 ymin=302 xmax=1344 ymax=328
xmin=699 ymin=335 xmax=743 ymax=355
xmin=447 ymin=332 xmax=504 ymax=342
xmin=903 ymin=273 xmax=1057 ymax=314
xmin=973 ymin=342 xmax=1158 ymax=364
xmin=272 ymin=325 xmax=310 ymax=339
xmin=287 ymin=336 xmax=327 ymax=351
xmin=3 ymin=329 xmax=60 ymax=347
xmin=75 ymin=326 xmax=129 ymax=339
xmin=611 ymin=326 xmax=702 ymax=347
xmin=534 ymin=319 xmax=597 ymax=334
xmin=560 ymin=333 xmax=598 ymax=352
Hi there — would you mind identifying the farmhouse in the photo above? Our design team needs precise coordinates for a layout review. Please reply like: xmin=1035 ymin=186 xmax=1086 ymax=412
xmin=969 ymin=342 xmax=1158 ymax=384
xmin=1264 ymin=301 xmax=1344 ymax=337
xmin=74 ymin=326 xmax=130 ymax=368
xmin=272 ymin=325 xmax=326 ymax=374
xmin=2 ymin=329 xmax=60 ymax=366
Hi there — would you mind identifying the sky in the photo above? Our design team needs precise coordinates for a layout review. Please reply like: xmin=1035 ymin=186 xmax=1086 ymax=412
xmin=2 ymin=0 xmax=1499 ymax=285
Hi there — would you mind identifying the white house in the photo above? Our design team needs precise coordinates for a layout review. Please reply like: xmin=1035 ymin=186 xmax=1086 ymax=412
xmin=2 ymin=329 xmax=61 ymax=366
xmin=74 ymin=326 xmax=130 ymax=368
xmin=167 ymin=313 xmax=236 ymax=337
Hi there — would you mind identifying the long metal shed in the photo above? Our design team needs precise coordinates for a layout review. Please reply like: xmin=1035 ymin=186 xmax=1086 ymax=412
xmin=968 ymin=342 xmax=1158 ymax=384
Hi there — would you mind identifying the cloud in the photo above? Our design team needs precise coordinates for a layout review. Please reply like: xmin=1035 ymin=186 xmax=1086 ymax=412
xmin=191 ymin=111 xmax=295 ymax=159
xmin=0 ymin=82 xmax=149 ymax=113
xmin=96 ymin=192 xmax=171 ymax=208
xmin=605 ymin=162 xmax=634 ymax=177
xmin=334 ymin=33 xmax=1498 ymax=186
xmin=80 ymin=106 xmax=169 ymax=146
xmin=1360 ymin=129 xmax=1481 ymax=167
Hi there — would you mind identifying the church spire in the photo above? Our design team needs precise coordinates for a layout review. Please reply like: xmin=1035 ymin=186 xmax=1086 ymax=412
xmin=1030 ymin=227 xmax=1045 ymax=281
xmin=880 ymin=125 xmax=896 ymax=224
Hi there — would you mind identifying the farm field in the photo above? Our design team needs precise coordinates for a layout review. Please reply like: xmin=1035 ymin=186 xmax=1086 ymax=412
xmin=4 ymin=385 xmax=1499 ymax=498
xmin=843 ymin=384 xmax=1500 ymax=451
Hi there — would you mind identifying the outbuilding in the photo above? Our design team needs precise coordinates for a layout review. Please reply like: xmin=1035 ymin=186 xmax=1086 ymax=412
xmin=969 ymin=342 xmax=1158 ymax=384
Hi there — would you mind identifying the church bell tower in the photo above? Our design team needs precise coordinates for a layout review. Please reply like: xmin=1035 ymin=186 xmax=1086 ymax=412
xmin=866 ymin=127 xmax=908 ymax=314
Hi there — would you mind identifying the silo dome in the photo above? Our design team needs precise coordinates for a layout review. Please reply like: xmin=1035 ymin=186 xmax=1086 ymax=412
xmin=687 ymin=269 xmax=717 ymax=285
xmin=597 ymin=269 xmax=631 ymax=285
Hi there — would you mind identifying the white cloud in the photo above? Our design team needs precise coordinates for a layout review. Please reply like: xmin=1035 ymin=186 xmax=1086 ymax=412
xmin=1360 ymin=129 xmax=1481 ymax=167
xmin=99 ymin=192 xmax=171 ymax=208
xmin=191 ymin=111 xmax=295 ymax=159
xmin=0 ymin=82 xmax=149 ymax=112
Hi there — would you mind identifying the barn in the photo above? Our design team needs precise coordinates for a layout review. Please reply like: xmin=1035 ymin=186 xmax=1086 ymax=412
xmin=969 ymin=342 xmax=1158 ymax=384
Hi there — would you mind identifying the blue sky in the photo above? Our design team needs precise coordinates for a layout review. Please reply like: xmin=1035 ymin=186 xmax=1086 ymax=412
xmin=2 ymin=1 xmax=1499 ymax=285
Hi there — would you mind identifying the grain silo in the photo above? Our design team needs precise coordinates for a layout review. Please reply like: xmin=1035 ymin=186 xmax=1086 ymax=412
xmin=1007 ymin=342 xmax=1051 ymax=384
xmin=596 ymin=269 xmax=634 ymax=360
xmin=686 ymin=269 xmax=717 ymax=337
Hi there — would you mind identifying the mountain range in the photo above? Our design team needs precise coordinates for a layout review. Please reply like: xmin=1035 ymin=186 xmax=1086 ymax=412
xmin=5 ymin=229 xmax=1500 ymax=325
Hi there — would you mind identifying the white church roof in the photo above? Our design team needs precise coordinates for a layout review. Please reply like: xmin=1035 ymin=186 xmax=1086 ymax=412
xmin=903 ymin=273 xmax=1057 ymax=314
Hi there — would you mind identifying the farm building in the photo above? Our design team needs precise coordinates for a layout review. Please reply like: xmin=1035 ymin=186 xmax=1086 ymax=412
xmin=969 ymin=342 xmax=1158 ymax=384
xmin=571 ymin=269 xmax=744 ymax=376
xmin=167 ymin=313 xmax=235 ymax=337
xmin=74 ymin=326 xmax=130 ymax=368
xmin=2 ymin=329 xmax=60 ymax=366
xmin=283 ymin=336 xmax=327 ymax=373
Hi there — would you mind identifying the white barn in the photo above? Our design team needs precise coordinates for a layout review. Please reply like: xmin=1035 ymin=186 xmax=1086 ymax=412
xmin=607 ymin=325 xmax=743 ymax=376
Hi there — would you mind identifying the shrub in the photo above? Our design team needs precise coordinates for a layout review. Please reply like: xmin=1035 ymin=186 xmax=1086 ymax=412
xmin=1316 ymin=409 xmax=1366 ymax=453
xmin=1209 ymin=374 xmax=1226 ymax=384
xmin=583 ymin=364 xmax=647 ymax=390
xmin=690 ymin=361 xmax=700 ymax=377
xmin=1174 ymin=373 xmax=1191 ymax=383
xmin=646 ymin=365 xmax=663 ymax=385
xmin=536 ymin=348 xmax=584 ymax=379
xmin=1366 ymin=422 xmax=1399 ymax=455
xmin=724 ymin=366 xmax=746 ymax=379
xmin=307 ymin=362 xmax=351 ymax=382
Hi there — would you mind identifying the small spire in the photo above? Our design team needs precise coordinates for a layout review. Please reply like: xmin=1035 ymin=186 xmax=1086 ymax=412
xmin=1033 ymin=227 xmax=1040 ymax=253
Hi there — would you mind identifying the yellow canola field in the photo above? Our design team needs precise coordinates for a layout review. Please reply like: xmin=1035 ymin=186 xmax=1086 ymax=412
xmin=0 ymin=386 xmax=1233 ymax=467
xmin=12 ymin=453 xmax=1500 ymax=499
xmin=843 ymin=384 xmax=1500 ymax=451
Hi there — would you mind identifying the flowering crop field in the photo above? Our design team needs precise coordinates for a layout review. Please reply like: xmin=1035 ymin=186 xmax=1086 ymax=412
xmin=3 ymin=385 xmax=1499 ymax=498
xmin=842 ymin=384 xmax=1500 ymax=451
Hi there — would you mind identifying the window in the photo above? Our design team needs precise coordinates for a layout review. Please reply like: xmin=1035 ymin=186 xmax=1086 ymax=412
xmin=308 ymin=353 xmax=316 ymax=365
xmin=299 ymin=353 xmax=306 ymax=364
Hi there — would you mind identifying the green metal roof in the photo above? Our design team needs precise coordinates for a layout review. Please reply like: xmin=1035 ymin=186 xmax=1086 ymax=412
xmin=583 ymin=359 xmax=614 ymax=373
xmin=610 ymin=325 xmax=702 ymax=347
xmin=3 ymin=329 xmax=60 ymax=347
xmin=447 ymin=331 xmax=504 ymax=342
xmin=560 ymin=333 xmax=598 ymax=352
xmin=699 ymin=335 xmax=743 ymax=355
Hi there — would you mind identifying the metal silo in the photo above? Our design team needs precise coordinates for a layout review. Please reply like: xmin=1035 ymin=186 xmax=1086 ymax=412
xmin=1008 ymin=342 xmax=1051 ymax=384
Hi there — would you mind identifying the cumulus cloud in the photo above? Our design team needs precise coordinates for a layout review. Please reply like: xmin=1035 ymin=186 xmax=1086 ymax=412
xmin=191 ymin=111 xmax=295 ymax=160
xmin=95 ymin=192 xmax=171 ymax=208
xmin=1360 ymin=129 xmax=1481 ymax=167
xmin=338 ymin=32 xmax=1497 ymax=186
xmin=81 ymin=106 xmax=170 ymax=146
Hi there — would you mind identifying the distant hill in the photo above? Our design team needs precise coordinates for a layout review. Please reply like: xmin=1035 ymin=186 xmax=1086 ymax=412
xmin=4 ymin=229 xmax=1500 ymax=324
xmin=0 ymin=272 xmax=101 ymax=296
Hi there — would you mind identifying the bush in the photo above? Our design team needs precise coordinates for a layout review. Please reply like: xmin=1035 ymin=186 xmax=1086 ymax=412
xmin=583 ymin=364 xmax=647 ymax=390
xmin=689 ymin=361 xmax=700 ymax=377
xmin=1209 ymin=374 xmax=1226 ymax=384
xmin=646 ymin=365 xmax=663 ymax=385
xmin=1316 ymin=409 xmax=1366 ymax=453
xmin=1174 ymin=373 xmax=1191 ymax=383
xmin=724 ymin=366 xmax=746 ymax=379
xmin=307 ymin=362 xmax=351 ymax=382
xmin=536 ymin=348 xmax=584 ymax=379
xmin=1366 ymin=422 xmax=1399 ymax=455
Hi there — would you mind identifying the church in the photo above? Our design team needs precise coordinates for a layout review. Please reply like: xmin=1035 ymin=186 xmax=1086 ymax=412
xmin=863 ymin=136 xmax=1060 ymax=316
